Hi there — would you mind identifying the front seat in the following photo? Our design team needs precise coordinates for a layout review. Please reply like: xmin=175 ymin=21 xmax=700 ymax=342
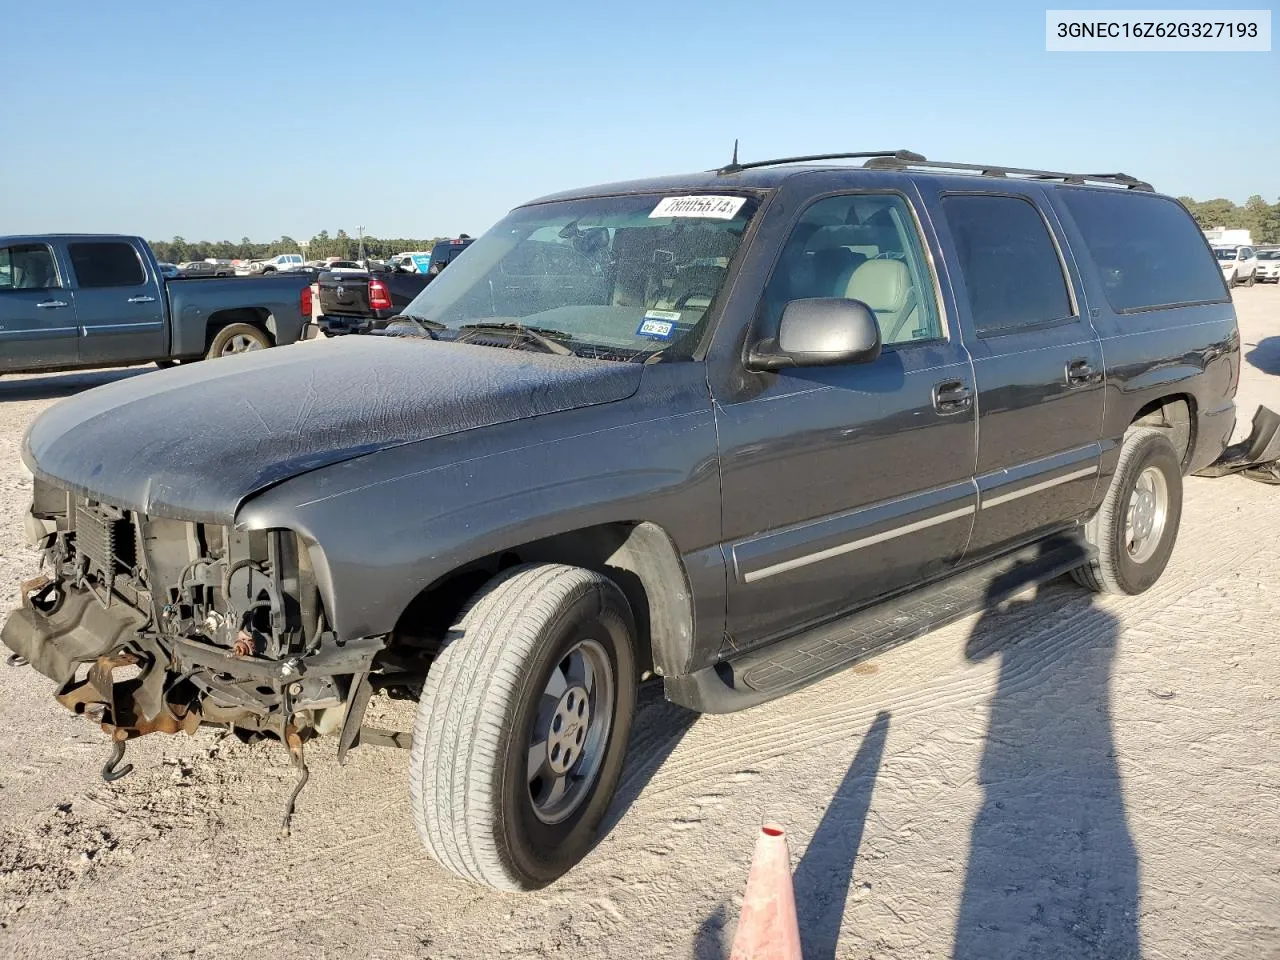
xmin=16 ymin=255 xmax=51 ymax=289
xmin=844 ymin=259 xmax=916 ymax=343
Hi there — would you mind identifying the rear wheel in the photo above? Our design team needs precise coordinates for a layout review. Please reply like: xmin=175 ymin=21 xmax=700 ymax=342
xmin=206 ymin=322 xmax=270 ymax=359
xmin=409 ymin=563 xmax=637 ymax=891
xmin=1072 ymin=427 xmax=1182 ymax=595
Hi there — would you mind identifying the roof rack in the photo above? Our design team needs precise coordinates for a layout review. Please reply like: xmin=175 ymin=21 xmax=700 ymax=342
xmin=862 ymin=156 xmax=1153 ymax=191
xmin=716 ymin=149 xmax=927 ymax=175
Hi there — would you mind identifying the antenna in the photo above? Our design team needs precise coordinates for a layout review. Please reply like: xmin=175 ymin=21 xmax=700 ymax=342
xmin=721 ymin=139 xmax=741 ymax=174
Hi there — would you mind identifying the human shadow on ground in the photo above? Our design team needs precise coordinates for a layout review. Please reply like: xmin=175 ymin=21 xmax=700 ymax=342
xmin=954 ymin=580 xmax=1141 ymax=960
xmin=1245 ymin=336 xmax=1280 ymax=376
xmin=0 ymin=366 xmax=151 ymax=402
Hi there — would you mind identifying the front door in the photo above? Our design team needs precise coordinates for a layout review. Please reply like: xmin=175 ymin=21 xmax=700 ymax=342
xmin=0 ymin=241 xmax=80 ymax=371
xmin=67 ymin=240 xmax=167 ymax=364
xmin=715 ymin=189 xmax=978 ymax=651
xmin=928 ymin=189 xmax=1105 ymax=559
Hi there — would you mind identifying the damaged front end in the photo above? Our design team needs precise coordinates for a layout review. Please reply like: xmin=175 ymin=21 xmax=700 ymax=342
xmin=2 ymin=479 xmax=401 ymax=821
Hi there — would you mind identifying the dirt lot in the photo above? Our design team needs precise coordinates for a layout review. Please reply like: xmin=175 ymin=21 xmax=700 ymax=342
xmin=1 ymin=289 xmax=1278 ymax=960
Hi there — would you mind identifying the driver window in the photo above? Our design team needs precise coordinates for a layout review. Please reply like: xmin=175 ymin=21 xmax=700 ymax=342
xmin=762 ymin=194 xmax=942 ymax=347
xmin=0 ymin=243 xmax=60 ymax=291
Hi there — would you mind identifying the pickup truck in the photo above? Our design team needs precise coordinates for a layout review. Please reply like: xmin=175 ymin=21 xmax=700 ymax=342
xmin=3 ymin=154 xmax=1239 ymax=893
xmin=0 ymin=234 xmax=314 ymax=373
xmin=313 ymin=269 xmax=432 ymax=334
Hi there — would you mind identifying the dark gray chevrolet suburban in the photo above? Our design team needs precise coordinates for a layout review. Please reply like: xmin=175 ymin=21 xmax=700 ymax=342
xmin=2 ymin=152 xmax=1240 ymax=891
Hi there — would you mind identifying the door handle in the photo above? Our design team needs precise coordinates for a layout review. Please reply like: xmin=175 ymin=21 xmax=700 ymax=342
xmin=36 ymin=300 xmax=69 ymax=308
xmin=1066 ymin=359 xmax=1098 ymax=387
xmin=127 ymin=295 xmax=157 ymax=303
xmin=933 ymin=380 xmax=973 ymax=415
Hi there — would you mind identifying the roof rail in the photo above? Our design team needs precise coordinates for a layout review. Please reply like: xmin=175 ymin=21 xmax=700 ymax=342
xmin=716 ymin=149 xmax=927 ymax=176
xmin=861 ymin=156 xmax=1153 ymax=191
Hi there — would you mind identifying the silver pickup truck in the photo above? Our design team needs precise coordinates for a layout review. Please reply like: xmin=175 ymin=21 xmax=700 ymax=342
xmin=0 ymin=234 xmax=313 ymax=373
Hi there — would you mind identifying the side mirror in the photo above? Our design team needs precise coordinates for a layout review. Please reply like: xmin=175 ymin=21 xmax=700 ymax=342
xmin=746 ymin=298 xmax=882 ymax=371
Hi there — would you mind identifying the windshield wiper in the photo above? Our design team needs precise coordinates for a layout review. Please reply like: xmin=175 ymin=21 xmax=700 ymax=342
xmin=457 ymin=322 xmax=575 ymax=356
xmin=396 ymin=313 xmax=445 ymax=329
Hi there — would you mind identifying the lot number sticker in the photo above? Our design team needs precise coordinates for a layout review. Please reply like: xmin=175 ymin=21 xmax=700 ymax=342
xmin=650 ymin=196 xmax=747 ymax=220
xmin=637 ymin=310 xmax=682 ymax=340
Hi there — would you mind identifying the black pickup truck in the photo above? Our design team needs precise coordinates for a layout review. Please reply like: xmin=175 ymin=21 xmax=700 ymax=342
xmin=0 ymin=234 xmax=314 ymax=373
xmin=313 ymin=237 xmax=475 ymax=334
xmin=3 ymin=153 xmax=1240 ymax=893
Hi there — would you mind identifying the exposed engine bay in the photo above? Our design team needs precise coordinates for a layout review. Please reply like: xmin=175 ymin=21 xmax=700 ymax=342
xmin=2 ymin=479 xmax=426 ymax=830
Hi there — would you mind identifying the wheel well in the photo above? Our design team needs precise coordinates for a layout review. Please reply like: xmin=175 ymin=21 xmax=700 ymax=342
xmin=390 ymin=521 xmax=694 ymax=681
xmin=1130 ymin=394 xmax=1194 ymax=469
xmin=206 ymin=308 xmax=273 ymax=351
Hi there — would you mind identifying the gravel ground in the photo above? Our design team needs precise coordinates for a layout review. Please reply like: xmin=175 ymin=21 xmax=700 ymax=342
xmin=1 ymin=288 xmax=1277 ymax=960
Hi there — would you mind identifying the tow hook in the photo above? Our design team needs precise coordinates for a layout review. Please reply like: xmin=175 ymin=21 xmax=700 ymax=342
xmin=5 ymin=653 xmax=28 ymax=667
xmin=101 ymin=737 xmax=134 ymax=782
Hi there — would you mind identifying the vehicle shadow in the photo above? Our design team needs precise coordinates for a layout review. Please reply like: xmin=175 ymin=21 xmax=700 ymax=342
xmin=0 ymin=366 xmax=152 ymax=402
xmin=1245 ymin=336 xmax=1280 ymax=376
xmin=955 ymin=581 xmax=1141 ymax=960
xmin=599 ymin=680 xmax=698 ymax=839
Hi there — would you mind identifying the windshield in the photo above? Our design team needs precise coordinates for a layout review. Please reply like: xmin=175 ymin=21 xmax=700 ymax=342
xmin=1214 ymin=247 xmax=1239 ymax=260
xmin=399 ymin=193 xmax=760 ymax=360
xmin=1258 ymin=250 xmax=1280 ymax=260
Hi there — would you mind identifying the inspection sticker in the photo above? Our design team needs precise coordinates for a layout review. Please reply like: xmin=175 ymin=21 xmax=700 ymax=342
xmin=649 ymin=195 xmax=747 ymax=220
xmin=637 ymin=310 xmax=682 ymax=339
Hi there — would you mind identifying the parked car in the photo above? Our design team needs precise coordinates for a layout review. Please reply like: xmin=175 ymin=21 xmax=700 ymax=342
xmin=389 ymin=251 xmax=430 ymax=272
xmin=156 ymin=261 xmax=181 ymax=279
xmin=235 ymin=259 xmax=265 ymax=277
xmin=1215 ymin=245 xmax=1258 ymax=287
xmin=253 ymin=253 xmax=307 ymax=274
xmin=323 ymin=260 xmax=366 ymax=274
xmin=179 ymin=258 xmax=234 ymax=278
xmin=2 ymin=154 xmax=1239 ymax=893
xmin=312 ymin=268 xmax=432 ymax=334
xmin=0 ymin=234 xmax=314 ymax=373
xmin=423 ymin=236 xmax=473 ymax=274
xmin=1254 ymin=249 xmax=1280 ymax=283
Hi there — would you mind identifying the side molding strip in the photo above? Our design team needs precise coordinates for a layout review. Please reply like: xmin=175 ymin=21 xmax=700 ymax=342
xmin=981 ymin=465 xmax=1098 ymax=510
xmin=743 ymin=505 xmax=976 ymax=583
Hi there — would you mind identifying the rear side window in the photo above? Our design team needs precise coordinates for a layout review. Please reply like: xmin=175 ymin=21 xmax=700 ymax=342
xmin=941 ymin=194 xmax=1074 ymax=336
xmin=1058 ymin=191 xmax=1227 ymax=312
xmin=69 ymin=242 xmax=146 ymax=287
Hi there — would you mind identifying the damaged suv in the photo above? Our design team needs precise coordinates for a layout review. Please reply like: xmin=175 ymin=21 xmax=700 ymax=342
xmin=4 ymin=151 xmax=1240 ymax=891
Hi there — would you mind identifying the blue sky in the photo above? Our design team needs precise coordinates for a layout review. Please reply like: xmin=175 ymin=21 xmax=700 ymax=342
xmin=2 ymin=0 xmax=1275 ymax=241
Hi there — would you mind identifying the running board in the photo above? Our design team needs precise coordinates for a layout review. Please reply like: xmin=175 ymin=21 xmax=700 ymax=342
xmin=665 ymin=535 xmax=1093 ymax=713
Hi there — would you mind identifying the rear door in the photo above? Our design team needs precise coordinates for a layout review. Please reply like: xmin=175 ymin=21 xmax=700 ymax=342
xmin=0 ymin=240 xmax=79 ymax=370
xmin=68 ymin=240 xmax=167 ymax=364
xmin=928 ymin=188 xmax=1104 ymax=559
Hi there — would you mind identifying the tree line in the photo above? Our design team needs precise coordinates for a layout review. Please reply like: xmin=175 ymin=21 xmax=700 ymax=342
xmin=1177 ymin=194 xmax=1280 ymax=244
xmin=148 ymin=195 xmax=1280 ymax=266
xmin=147 ymin=229 xmax=466 ymax=265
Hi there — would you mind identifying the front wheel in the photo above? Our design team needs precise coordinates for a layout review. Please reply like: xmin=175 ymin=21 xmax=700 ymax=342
xmin=410 ymin=563 xmax=637 ymax=891
xmin=1072 ymin=427 xmax=1183 ymax=595
xmin=1245 ymin=271 xmax=1256 ymax=287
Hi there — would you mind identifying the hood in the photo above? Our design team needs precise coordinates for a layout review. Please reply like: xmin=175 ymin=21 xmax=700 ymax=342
xmin=25 ymin=337 xmax=642 ymax=523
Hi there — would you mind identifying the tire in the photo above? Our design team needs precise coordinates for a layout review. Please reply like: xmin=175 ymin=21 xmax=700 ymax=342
xmin=205 ymin=322 xmax=271 ymax=360
xmin=1228 ymin=274 xmax=1237 ymax=289
xmin=409 ymin=563 xmax=637 ymax=891
xmin=1245 ymin=271 xmax=1256 ymax=287
xmin=154 ymin=359 xmax=177 ymax=369
xmin=1072 ymin=427 xmax=1182 ymax=595
xmin=262 ymin=267 xmax=276 ymax=275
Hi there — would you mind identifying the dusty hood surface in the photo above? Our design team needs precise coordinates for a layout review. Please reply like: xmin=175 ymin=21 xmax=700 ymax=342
xmin=24 ymin=337 xmax=642 ymax=522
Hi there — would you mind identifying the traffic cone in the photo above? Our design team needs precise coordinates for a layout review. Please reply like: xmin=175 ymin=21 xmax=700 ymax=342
xmin=729 ymin=822 xmax=803 ymax=960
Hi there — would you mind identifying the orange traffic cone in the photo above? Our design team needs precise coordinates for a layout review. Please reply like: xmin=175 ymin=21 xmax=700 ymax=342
xmin=729 ymin=823 xmax=803 ymax=960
